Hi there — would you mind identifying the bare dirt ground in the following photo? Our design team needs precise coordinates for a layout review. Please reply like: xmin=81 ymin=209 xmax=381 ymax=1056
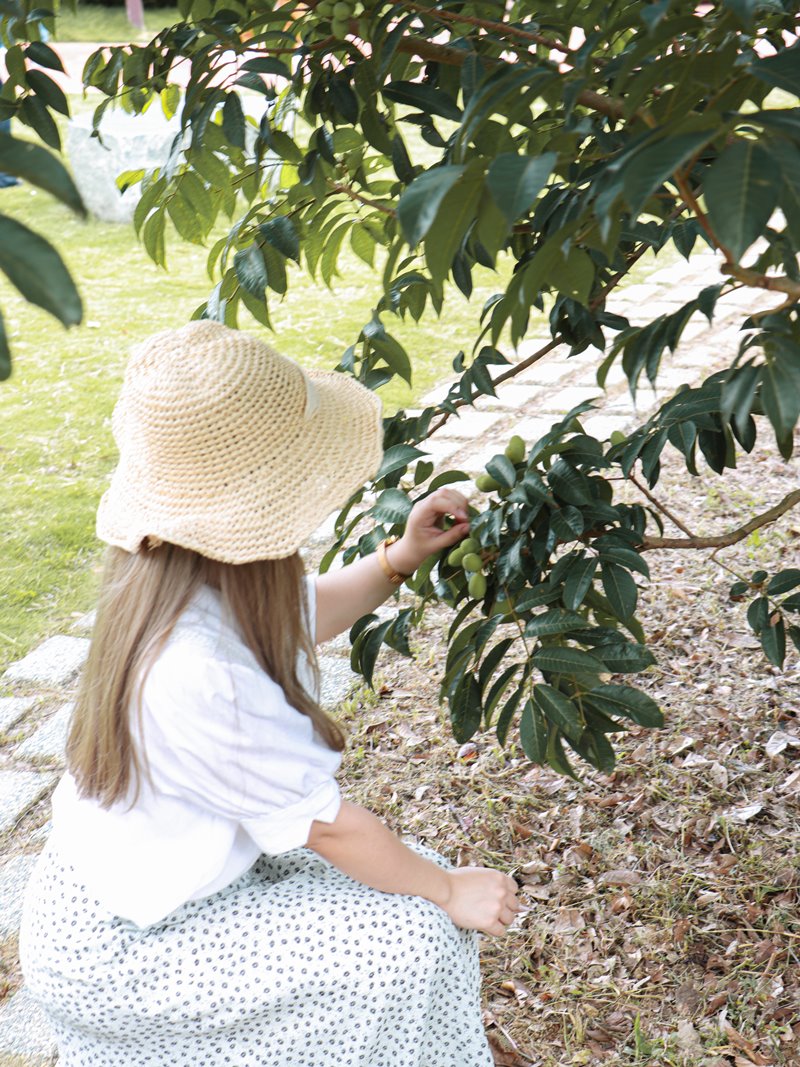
xmin=335 ymin=430 xmax=800 ymax=1067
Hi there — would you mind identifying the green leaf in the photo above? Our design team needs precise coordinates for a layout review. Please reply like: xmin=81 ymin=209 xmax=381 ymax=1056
xmin=241 ymin=56 xmax=291 ymax=78
xmin=593 ymin=641 xmax=655 ymax=674
xmin=26 ymin=69 xmax=69 ymax=116
xmin=0 ymin=133 xmax=84 ymax=215
xmin=761 ymin=336 xmax=800 ymax=444
xmin=495 ymin=684 xmax=524 ymax=745
xmin=0 ymin=214 xmax=82 ymax=326
xmin=532 ymin=646 xmax=606 ymax=677
xmin=485 ymin=152 xmax=555 ymax=228
xmin=161 ymin=83 xmax=181 ymax=121
xmin=622 ymin=128 xmax=717 ymax=215
xmin=767 ymin=569 xmax=800 ymax=597
xmin=383 ymin=81 xmax=462 ymax=121
xmin=584 ymin=685 xmax=664 ymax=727
xmin=549 ymin=246 xmax=595 ymax=306
xmin=601 ymin=563 xmax=638 ymax=621
xmin=260 ymin=216 xmax=300 ymax=263
xmin=222 ymin=93 xmax=245 ymax=148
xmin=352 ymin=619 xmax=392 ymax=687
xmin=19 ymin=95 xmax=60 ymax=150
xmin=0 ymin=309 xmax=10 ymax=381
xmin=520 ymin=698 xmax=547 ymax=762
xmin=703 ymin=141 xmax=781 ymax=262
xmin=450 ymin=672 xmax=482 ymax=743
xmin=25 ymin=41 xmax=64 ymax=72
xmin=376 ymin=444 xmax=426 ymax=479
xmin=525 ymin=610 xmax=587 ymax=639
xmin=233 ymin=244 xmax=267 ymax=297
xmin=485 ymin=453 xmax=517 ymax=489
xmin=371 ymin=487 xmax=413 ymax=525
xmin=424 ymin=167 xmax=484 ymax=283
xmin=563 ymin=556 xmax=598 ymax=611
xmin=760 ymin=613 xmax=786 ymax=668
xmin=546 ymin=726 xmax=579 ymax=779
xmin=750 ymin=41 xmax=800 ymax=97
xmin=533 ymin=683 xmax=582 ymax=743
xmin=397 ymin=165 xmax=465 ymax=247
xmin=773 ymin=140 xmax=800 ymax=247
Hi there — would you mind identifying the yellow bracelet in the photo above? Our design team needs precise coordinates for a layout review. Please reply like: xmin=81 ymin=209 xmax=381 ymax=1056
xmin=376 ymin=536 xmax=413 ymax=586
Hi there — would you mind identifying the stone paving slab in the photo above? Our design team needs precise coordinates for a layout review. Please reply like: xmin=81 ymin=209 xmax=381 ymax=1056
xmin=537 ymin=385 xmax=603 ymax=413
xmin=318 ymin=655 xmax=359 ymax=709
xmin=16 ymin=705 xmax=73 ymax=764
xmin=434 ymin=408 xmax=507 ymax=440
xmin=0 ymin=772 xmax=57 ymax=837
xmin=0 ymin=987 xmax=56 ymax=1065
xmin=513 ymin=356 xmax=573 ymax=385
xmin=3 ymin=637 xmax=89 ymax=688
xmin=0 ymin=854 xmax=38 ymax=940
xmin=0 ymin=699 xmax=35 ymax=736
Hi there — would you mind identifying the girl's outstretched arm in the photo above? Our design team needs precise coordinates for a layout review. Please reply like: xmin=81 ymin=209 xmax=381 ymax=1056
xmin=314 ymin=487 xmax=470 ymax=645
xmin=306 ymin=800 xmax=520 ymax=936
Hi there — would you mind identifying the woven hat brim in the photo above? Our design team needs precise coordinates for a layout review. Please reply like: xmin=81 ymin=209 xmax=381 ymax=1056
xmin=96 ymin=369 xmax=383 ymax=563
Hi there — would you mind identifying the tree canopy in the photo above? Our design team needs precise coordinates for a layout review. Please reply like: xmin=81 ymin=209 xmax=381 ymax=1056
xmin=1 ymin=0 xmax=799 ymax=777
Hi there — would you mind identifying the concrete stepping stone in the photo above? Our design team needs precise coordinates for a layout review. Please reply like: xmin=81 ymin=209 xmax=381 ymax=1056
xmin=16 ymin=705 xmax=73 ymax=764
xmin=0 ymin=771 xmax=57 ymax=836
xmin=537 ymin=385 xmax=603 ymax=413
xmin=3 ymin=637 xmax=89 ymax=688
xmin=318 ymin=655 xmax=359 ymax=709
xmin=0 ymin=854 xmax=38 ymax=939
xmin=417 ymin=437 xmax=462 ymax=466
xmin=0 ymin=699 xmax=35 ymax=736
xmin=433 ymin=408 xmax=506 ymax=440
xmin=0 ymin=987 xmax=56 ymax=1065
xmin=513 ymin=356 xmax=573 ymax=385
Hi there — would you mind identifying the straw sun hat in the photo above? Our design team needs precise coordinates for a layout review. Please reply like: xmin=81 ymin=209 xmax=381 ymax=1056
xmin=96 ymin=320 xmax=384 ymax=563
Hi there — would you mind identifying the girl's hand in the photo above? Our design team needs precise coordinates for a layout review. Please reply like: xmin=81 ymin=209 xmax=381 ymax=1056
xmin=387 ymin=487 xmax=471 ymax=576
xmin=441 ymin=867 xmax=522 ymax=936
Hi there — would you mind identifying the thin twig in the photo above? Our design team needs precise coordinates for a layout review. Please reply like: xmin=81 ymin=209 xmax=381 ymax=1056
xmin=639 ymin=489 xmax=800 ymax=551
xmin=629 ymin=472 xmax=696 ymax=538
xmin=326 ymin=180 xmax=394 ymax=215
xmin=401 ymin=1 xmax=572 ymax=54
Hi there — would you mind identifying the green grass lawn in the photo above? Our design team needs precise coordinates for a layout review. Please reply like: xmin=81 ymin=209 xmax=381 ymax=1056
xmin=53 ymin=4 xmax=181 ymax=42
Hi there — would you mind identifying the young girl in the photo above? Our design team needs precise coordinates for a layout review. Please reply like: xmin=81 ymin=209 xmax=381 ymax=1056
xmin=20 ymin=320 xmax=520 ymax=1066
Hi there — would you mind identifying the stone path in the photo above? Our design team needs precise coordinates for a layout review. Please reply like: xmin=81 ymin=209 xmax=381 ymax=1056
xmin=0 ymin=243 xmax=767 ymax=1064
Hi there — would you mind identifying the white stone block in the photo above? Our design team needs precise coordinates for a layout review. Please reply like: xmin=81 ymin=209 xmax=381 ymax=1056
xmin=3 ymin=636 xmax=89 ymax=687
xmin=0 ymin=770 xmax=56 ymax=835
xmin=0 ymin=697 xmax=35 ymax=734
xmin=16 ymin=703 xmax=74 ymax=763
xmin=67 ymin=108 xmax=184 ymax=223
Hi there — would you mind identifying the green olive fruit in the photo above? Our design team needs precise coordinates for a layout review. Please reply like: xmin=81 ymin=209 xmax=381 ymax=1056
xmin=333 ymin=1 xmax=352 ymax=17
xmin=493 ymin=597 xmax=512 ymax=615
xmin=331 ymin=16 xmax=349 ymax=34
xmin=468 ymin=572 xmax=487 ymax=599
xmin=317 ymin=0 xmax=335 ymax=13
xmin=447 ymin=546 xmax=465 ymax=567
xmin=475 ymin=473 xmax=500 ymax=492
xmin=462 ymin=552 xmax=483 ymax=573
xmin=609 ymin=430 xmax=626 ymax=446
xmin=504 ymin=434 xmax=525 ymax=464
xmin=460 ymin=536 xmax=478 ymax=555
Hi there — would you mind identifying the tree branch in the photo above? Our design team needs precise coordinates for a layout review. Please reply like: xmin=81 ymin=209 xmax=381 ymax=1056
xmin=639 ymin=489 xmax=800 ymax=551
xmin=393 ymin=35 xmax=626 ymax=121
xmin=401 ymin=2 xmax=572 ymax=54
xmin=628 ymin=472 xmax=696 ymax=538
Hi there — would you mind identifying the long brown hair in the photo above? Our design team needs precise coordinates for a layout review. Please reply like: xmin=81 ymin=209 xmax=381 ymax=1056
xmin=67 ymin=543 xmax=344 ymax=808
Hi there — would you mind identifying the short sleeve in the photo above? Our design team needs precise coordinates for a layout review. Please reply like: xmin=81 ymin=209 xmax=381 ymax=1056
xmin=140 ymin=644 xmax=342 ymax=855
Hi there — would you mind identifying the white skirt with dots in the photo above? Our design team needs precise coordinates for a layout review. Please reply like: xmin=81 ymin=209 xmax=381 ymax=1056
xmin=20 ymin=841 xmax=493 ymax=1067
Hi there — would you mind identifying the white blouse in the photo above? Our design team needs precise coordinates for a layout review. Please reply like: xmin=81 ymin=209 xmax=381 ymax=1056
xmin=49 ymin=580 xmax=342 ymax=928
